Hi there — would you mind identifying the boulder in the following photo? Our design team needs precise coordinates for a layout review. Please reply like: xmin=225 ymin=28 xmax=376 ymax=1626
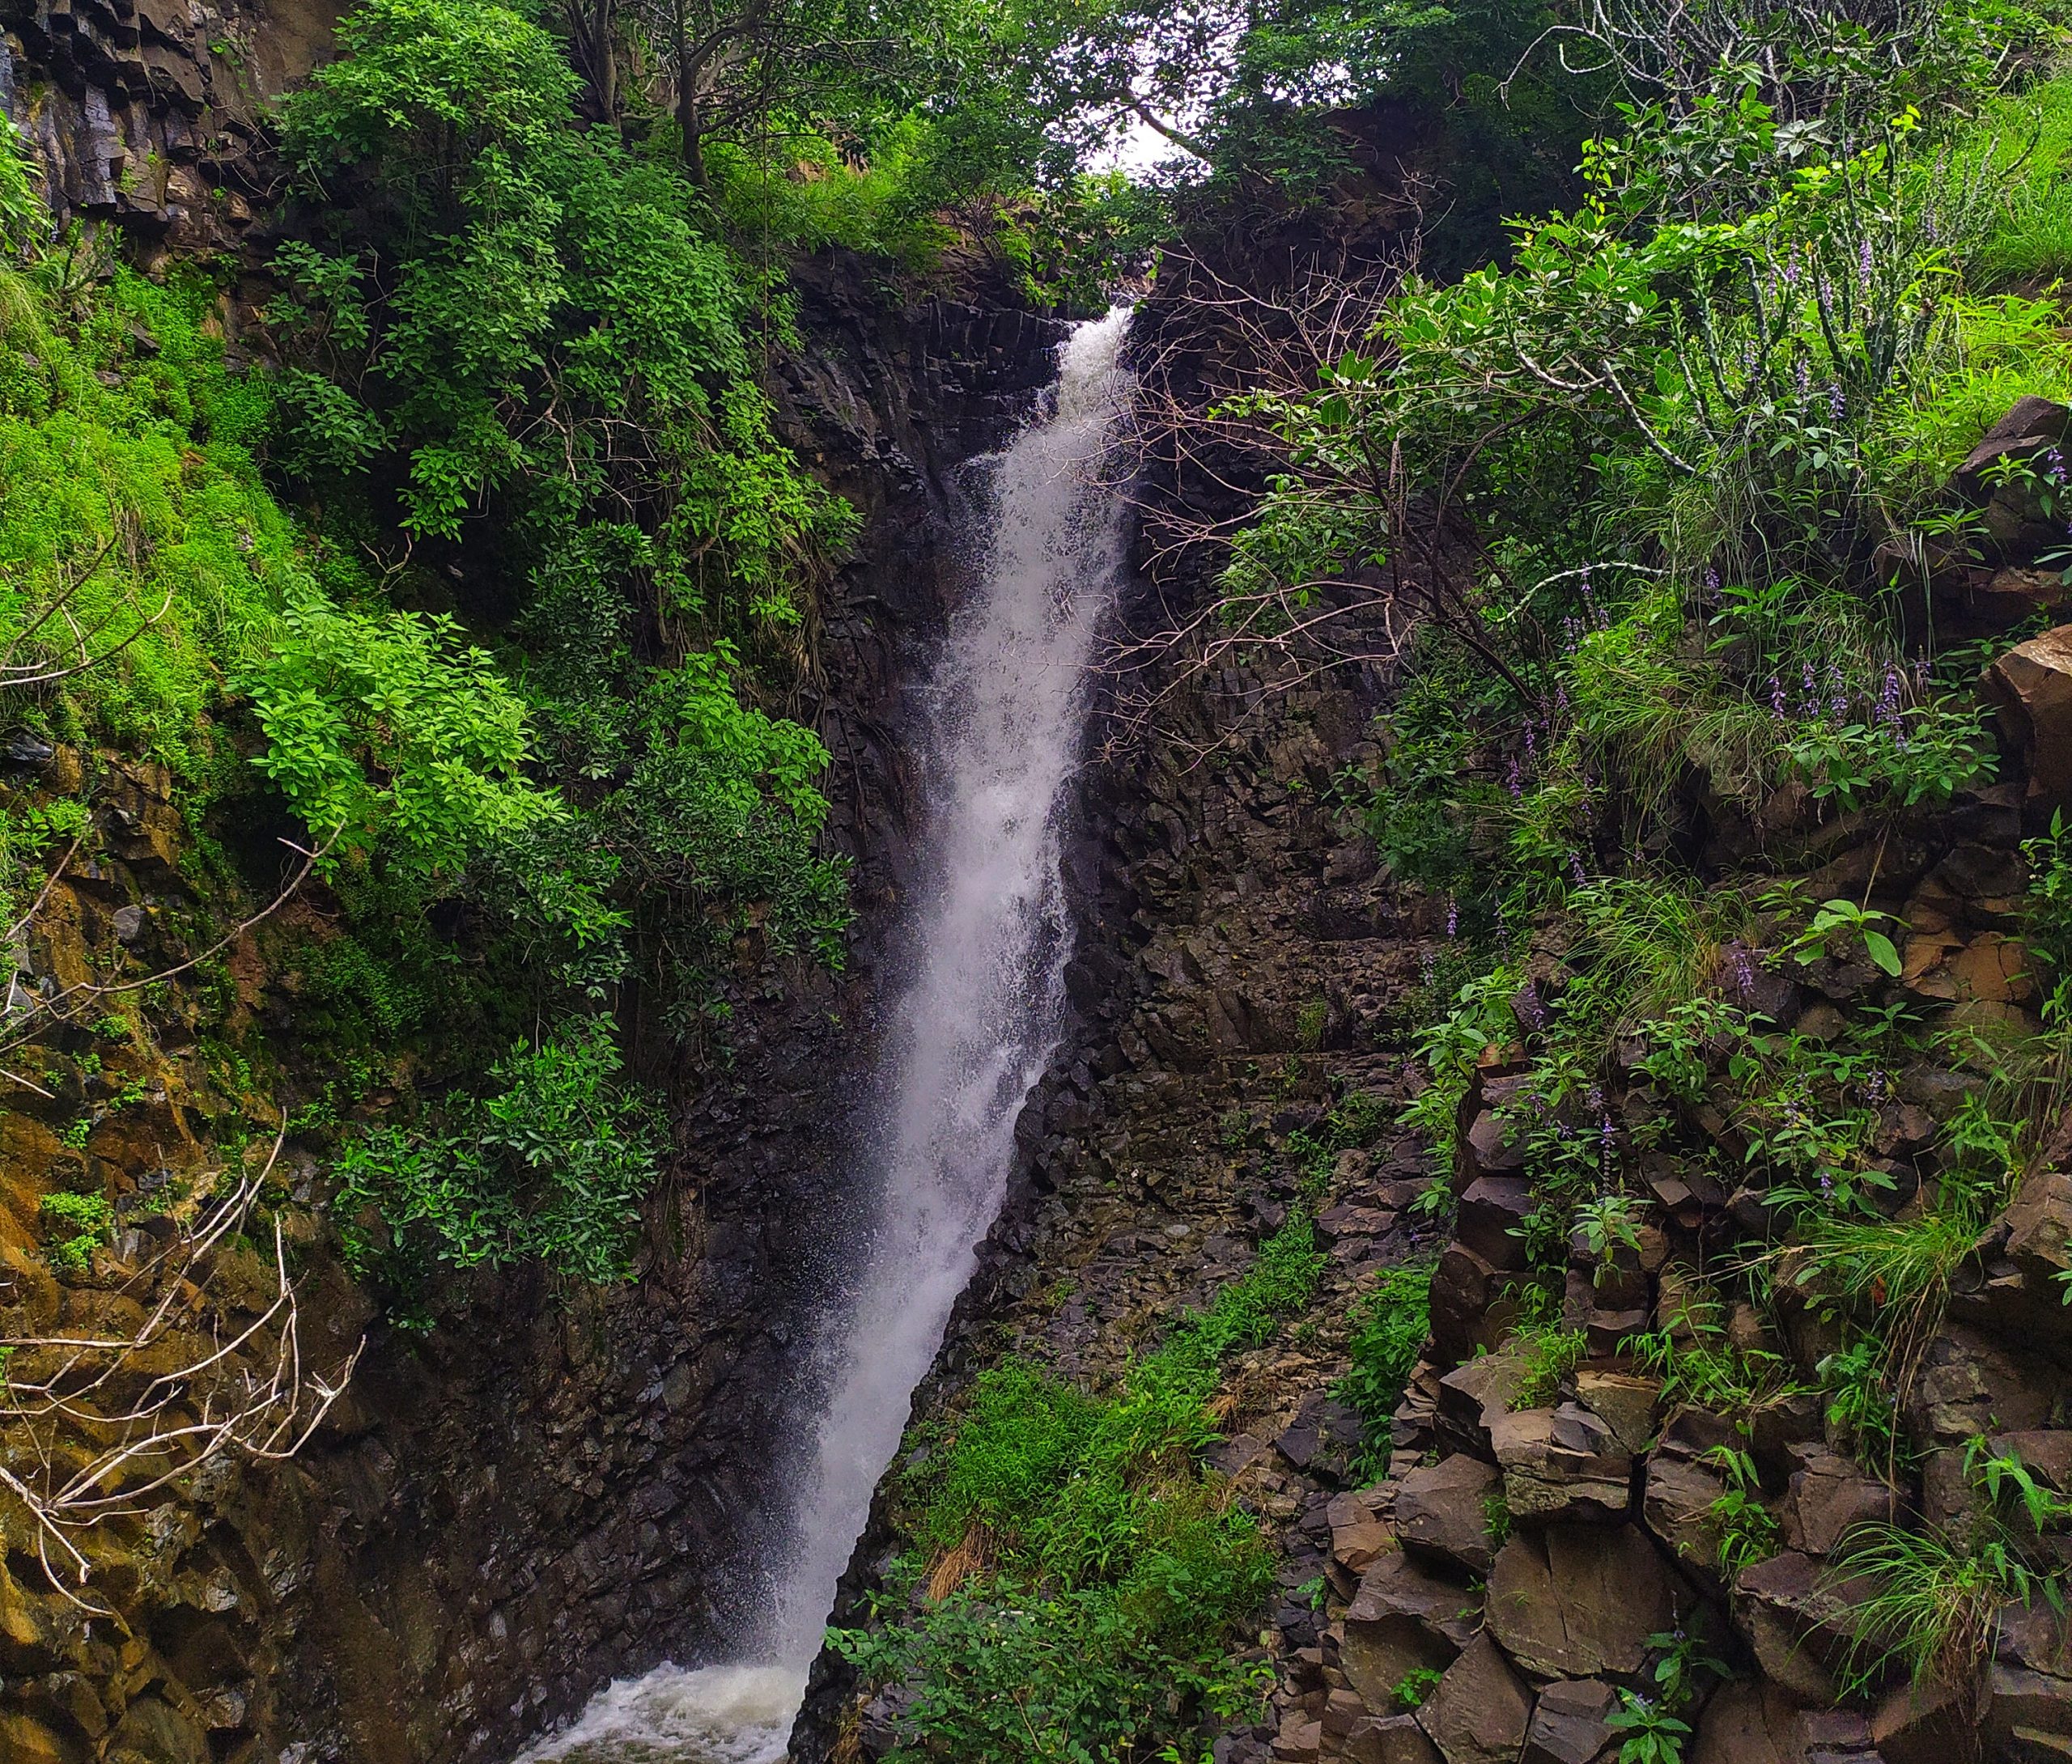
xmin=1637 ymin=1153 xmax=1726 ymax=1228
xmin=1429 ymin=1244 xmax=1511 ymax=1368
xmin=1949 ymin=566 xmax=2072 ymax=635
xmin=1991 ymin=1664 xmax=2072 ymax=1748
xmin=1908 ymin=842 xmax=2032 ymax=933
xmin=1325 ymin=1688 xmax=1372 ymax=1741
xmin=1329 ymin=1488 xmax=1395 ymax=1578
xmin=1641 ymin=1444 xmax=1730 ymax=1578
xmin=1484 ymin=1524 xmax=1684 ymax=1679
xmin=1583 ymin=1306 xmax=1653 ymax=1356
xmin=1456 ymin=1177 xmax=1533 ymax=1271
xmin=1900 ymin=928 xmax=2032 ymax=1007
xmin=1997 ymin=1597 xmax=2072 ymax=1683
xmin=1692 ymin=1679 xmax=1798 ymax=1764
xmin=1959 ymin=1171 xmax=2072 ymax=1344
xmin=1870 ymin=1676 xmax=1968 ymax=1764
xmin=1986 ymin=625 xmax=2072 ymax=814
xmin=1272 ymin=1716 xmax=1323 ymax=1761
xmin=1435 ymin=1350 xmax=1526 ymax=1460
xmin=1395 ymin=1454 xmax=1503 ymax=1575
xmin=1904 ymin=1325 xmax=2061 ymax=1448
xmin=1747 ymin=1392 xmax=1827 ymax=1486
xmin=1955 ymin=396 xmax=2072 ymax=498
xmin=1692 ymin=1679 xmax=1893 ymax=1764
xmin=1795 ymin=1708 xmax=1878 ymax=1760
xmin=1458 ymin=1106 xmax=1527 ymax=1189
xmin=1573 ymin=1368 xmax=1662 ymax=1457
xmin=2006 ymin=1172 xmax=2072 ymax=1302
xmin=1490 ymin=1404 xmax=1633 ymax=1524
xmin=1343 ymin=1714 xmax=1445 ymax=1764
xmin=1781 ymin=1449 xmax=1897 ymax=1557
xmin=1415 ymin=1632 xmax=1533 ymax=1764
xmin=1340 ymin=1551 xmax=1479 ymax=1710
xmin=1522 ymin=1679 xmax=1618 ymax=1764
xmin=1731 ymin=1550 xmax=1868 ymax=1705
xmin=1277 ymin=1394 xmax=1368 ymax=1485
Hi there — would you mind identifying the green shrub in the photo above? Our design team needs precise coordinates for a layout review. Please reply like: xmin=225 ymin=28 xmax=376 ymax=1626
xmin=838 ymin=1218 xmax=1321 ymax=1761
xmin=274 ymin=0 xmax=858 ymax=628
xmin=1337 ymin=1262 xmax=1433 ymax=1478
xmin=242 ymin=587 xmax=560 ymax=879
xmin=40 ymin=1190 xmax=112 ymax=1274
xmin=332 ymin=1020 xmax=661 ymax=1287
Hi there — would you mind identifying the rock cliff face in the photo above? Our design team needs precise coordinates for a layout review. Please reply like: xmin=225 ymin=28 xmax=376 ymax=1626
xmin=795 ymin=246 xmax=2072 ymax=1764
xmin=0 ymin=282 xmax=1067 ymax=1764
xmin=0 ymin=15 xmax=1074 ymax=1760
xmin=1 ymin=0 xmax=346 ymax=252
xmin=253 ymin=277 xmax=1069 ymax=1764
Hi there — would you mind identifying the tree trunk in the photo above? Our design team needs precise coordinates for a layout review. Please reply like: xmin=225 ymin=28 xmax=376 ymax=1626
xmin=673 ymin=3 xmax=707 ymax=186
xmin=589 ymin=0 xmax=617 ymax=123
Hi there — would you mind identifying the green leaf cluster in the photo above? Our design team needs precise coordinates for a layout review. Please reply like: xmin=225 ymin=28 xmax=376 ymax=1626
xmin=333 ymin=1020 xmax=662 ymax=1288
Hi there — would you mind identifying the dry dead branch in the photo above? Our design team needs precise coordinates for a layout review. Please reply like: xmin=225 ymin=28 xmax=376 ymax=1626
xmin=1098 ymin=236 xmax=1535 ymax=768
xmin=0 ymin=1127 xmax=363 ymax=1608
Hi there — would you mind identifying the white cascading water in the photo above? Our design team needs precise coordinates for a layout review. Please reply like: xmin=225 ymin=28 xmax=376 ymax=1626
xmin=516 ymin=307 xmax=1134 ymax=1764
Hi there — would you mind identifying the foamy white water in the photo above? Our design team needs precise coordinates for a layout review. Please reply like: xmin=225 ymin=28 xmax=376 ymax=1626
xmin=512 ymin=1665 xmax=800 ymax=1764
xmin=514 ymin=308 xmax=1134 ymax=1763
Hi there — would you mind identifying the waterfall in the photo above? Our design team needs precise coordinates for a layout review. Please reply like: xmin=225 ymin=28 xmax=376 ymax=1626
xmin=516 ymin=307 xmax=1134 ymax=1764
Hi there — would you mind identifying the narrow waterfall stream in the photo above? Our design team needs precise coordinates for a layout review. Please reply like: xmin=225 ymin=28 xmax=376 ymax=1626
xmin=516 ymin=308 xmax=1134 ymax=1764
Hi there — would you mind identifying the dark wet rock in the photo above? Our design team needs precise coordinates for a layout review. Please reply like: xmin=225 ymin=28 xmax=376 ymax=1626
xmin=1522 ymin=1678 xmax=1619 ymax=1764
xmin=1344 ymin=1712 xmax=1445 ymax=1764
xmin=1458 ymin=1108 xmax=1526 ymax=1188
xmin=1990 ymin=1662 xmax=2072 ymax=1755
xmin=1272 ymin=1715 xmax=1323 ymax=1760
xmin=1328 ymin=1488 xmax=1395 ymax=1578
xmin=1572 ymin=1368 xmax=1661 ymax=1457
xmin=1988 ymin=625 xmax=2072 ymax=815
xmin=1395 ymin=1454 xmax=1502 ymax=1575
xmin=1780 ymin=1448 xmax=1897 ymax=1557
xmin=1870 ymin=1677 xmax=1968 ymax=1764
xmin=1340 ymin=1551 xmax=1480 ymax=1708
xmin=1484 ymin=1524 xmax=1685 ymax=1679
xmin=1435 ymin=1351 xmax=1526 ymax=1456
xmin=1429 ymin=1243 xmax=1510 ymax=1367
xmin=1641 ymin=1443 xmax=1730 ymax=1579
xmin=1955 ymin=397 xmax=2072 ymax=498
xmin=1732 ymin=1550 xmax=1870 ymax=1705
xmin=1276 ymin=1393 xmax=1369 ymax=1486
xmin=1490 ymin=1404 xmax=1633 ymax=1525
xmin=1415 ymin=1632 xmax=1532 ymax=1764
xmin=1454 ymin=1177 xmax=1533 ymax=1271
xmin=2 ymin=731 xmax=55 ymax=767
